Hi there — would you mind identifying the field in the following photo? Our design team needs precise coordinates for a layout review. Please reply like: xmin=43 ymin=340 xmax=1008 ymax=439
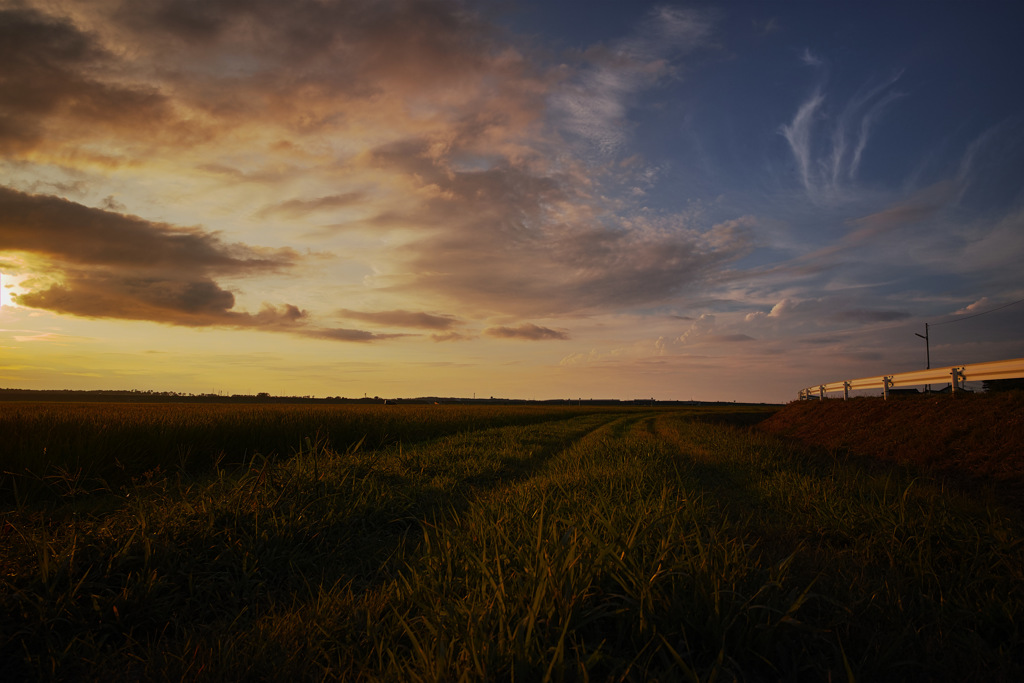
xmin=2 ymin=400 xmax=1022 ymax=681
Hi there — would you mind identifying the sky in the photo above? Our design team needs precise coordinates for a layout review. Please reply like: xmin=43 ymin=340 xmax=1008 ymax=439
xmin=2 ymin=0 xmax=1023 ymax=403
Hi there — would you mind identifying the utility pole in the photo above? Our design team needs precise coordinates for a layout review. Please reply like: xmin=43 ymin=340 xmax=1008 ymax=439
xmin=915 ymin=323 xmax=930 ymax=369
xmin=915 ymin=323 xmax=931 ymax=392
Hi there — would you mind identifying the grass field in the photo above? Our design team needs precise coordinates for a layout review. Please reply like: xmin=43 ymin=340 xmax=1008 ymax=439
xmin=1 ymin=402 xmax=1022 ymax=681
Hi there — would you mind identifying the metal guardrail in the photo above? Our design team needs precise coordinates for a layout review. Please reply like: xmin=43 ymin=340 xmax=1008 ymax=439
xmin=799 ymin=357 xmax=1024 ymax=400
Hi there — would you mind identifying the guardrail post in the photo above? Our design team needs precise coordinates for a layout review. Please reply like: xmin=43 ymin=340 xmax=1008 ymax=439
xmin=843 ymin=381 xmax=850 ymax=400
xmin=882 ymin=376 xmax=892 ymax=400
xmin=950 ymin=367 xmax=964 ymax=394
xmin=818 ymin=385 xmax=825 ymax=401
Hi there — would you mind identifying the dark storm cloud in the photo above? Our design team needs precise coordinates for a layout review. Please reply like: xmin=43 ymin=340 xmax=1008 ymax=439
xmin=336 ymin=309 xmax=459 ymax=330
xmin=484 ymin=323 xmax=569 ymax=341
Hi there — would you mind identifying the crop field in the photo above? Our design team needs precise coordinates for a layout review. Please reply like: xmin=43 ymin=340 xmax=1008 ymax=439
xmin=1 ymin=401 xmax=1022 ymax=681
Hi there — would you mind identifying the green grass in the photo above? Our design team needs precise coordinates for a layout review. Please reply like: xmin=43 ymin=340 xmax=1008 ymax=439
xmin=1 ymin=404 xmax=1021 ymax=681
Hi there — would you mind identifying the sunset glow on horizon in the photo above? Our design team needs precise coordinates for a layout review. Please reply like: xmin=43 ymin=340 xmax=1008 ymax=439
xmin=2 ymin=1 xmax=1023 ymax=403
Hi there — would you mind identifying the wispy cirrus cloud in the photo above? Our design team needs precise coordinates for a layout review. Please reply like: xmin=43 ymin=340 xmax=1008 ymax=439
xmin=799 ymin=47 xmax=822 ymax=67
xmin=551 ymin=6 xmax=714 ymax=154
xmin=780 ymin=66 xmax=904 ymax=202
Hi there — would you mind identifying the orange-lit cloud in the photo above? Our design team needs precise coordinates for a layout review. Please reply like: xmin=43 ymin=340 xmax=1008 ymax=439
xmin=337 ymin=309 xmax=460 ymax=330
xmin=0 ymin=188 xmax=296 ymax=273
xmin=0 ymin=187 xmax=394 ymax=339
xmin=485 ymin=323 xmax=569 ymax=341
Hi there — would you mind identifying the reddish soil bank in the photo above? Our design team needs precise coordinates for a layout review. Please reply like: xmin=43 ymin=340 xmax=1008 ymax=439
xmin=759 ymin=391 xmax=1024 ymax=503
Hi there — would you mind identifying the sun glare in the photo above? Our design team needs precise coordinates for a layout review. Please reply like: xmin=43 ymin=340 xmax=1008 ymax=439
xmin=0 ymin=272 xmax=26 ymax=310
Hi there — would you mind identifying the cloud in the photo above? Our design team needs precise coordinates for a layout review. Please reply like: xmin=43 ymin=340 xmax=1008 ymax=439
xmin=713 ymin=334 xmax=756 ymax=342
xmin=484 ymin=323 xmax=569 ymax=341
xmin=830 ymin=309 xmax=911 ymax=324
xmin=955 ymin=298 xmax=991 ymax=315
xmin=336 ymin=309 xmax=459 ymax=330
xmin=743 ymin=297 xmax=912 ymax=336
xmin=430 ymin=331 xmax=474 ymax=342
xmin=667 ymin=314 xmax=754 ymax=348
xmin=800 ymin=48 xmax=822 ymax=67
xmin=1 ymin=0 xmax=542 ymax=176
xmin=846 ymin=198 xmax=945 ymax=235
xmin=0 ymin=187 xmax=399 ymax=340
xmin=0 ymin=187 xmax=297 ymax=273
xmin=300 ymin=327 xmax=408 ymax=343
xmin=780 ymin=69 xmax=904 ymax=202
xmin=779 ymin=89 xmax=825 ymax=194
xmin=399 ymin=210 xmax=752 ymax=317
xmin=0 ymin=6 xmax=200 ymax=158
xmin=4 ymin=2 xmax=754 ymax=326
xmin=16 ymin=276 xmax=239 ymax=324
xmin=258 ymin=193 xmax=367 ymax=218
xmin=104 ymin=0 xmax=520 ymax=139
xmin=0 ymin=190 xmax=428 ymax=344
xmin=369 ymin=142 xmax=755 ymax=315
xmin=755 ymin=18 xmax=780 ymax=36
xmin=847 ymin=85 xmax=904 ymax=179
xmin=551 ymin=6 xmax=714 ymax=154
xmin=678 ymin=313 xmax=717 ymax=344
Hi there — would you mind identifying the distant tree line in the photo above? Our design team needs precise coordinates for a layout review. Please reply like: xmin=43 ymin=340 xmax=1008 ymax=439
xmin=983 ymin=378 xmax=1024 ymax=392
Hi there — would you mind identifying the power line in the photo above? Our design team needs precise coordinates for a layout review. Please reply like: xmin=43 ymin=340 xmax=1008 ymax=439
xmin=930 ymin=297 xmax=1024 ymax=326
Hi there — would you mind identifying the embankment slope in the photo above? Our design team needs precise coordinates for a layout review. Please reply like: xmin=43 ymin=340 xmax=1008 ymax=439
xmin=759 ymin=391 xmax=1024 ymax=502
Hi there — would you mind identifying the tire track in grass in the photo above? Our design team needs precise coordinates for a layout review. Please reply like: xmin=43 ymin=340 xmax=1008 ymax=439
xmin=648 ymin=412 xmax=775 ymax=517
xmin=384 ymin=410 xmax=830 ymax=683
xmin=201 ymin=411 xmax=671 ymax=679
xmin=392 ymin=410 xmax=638 ymax=494
xmin=298 ymin=411 xmax=645 ymax=585
xmin=356 ymin=410 xmax=663 ymax=585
